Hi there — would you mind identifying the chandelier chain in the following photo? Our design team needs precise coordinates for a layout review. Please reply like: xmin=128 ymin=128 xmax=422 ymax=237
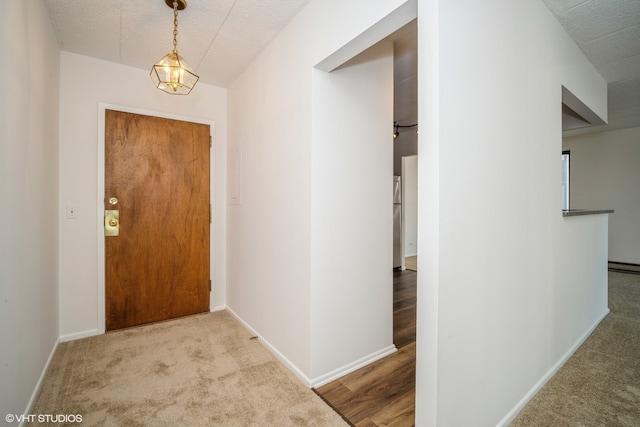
xmin=172 ymin=1 xmax=179 ymax=53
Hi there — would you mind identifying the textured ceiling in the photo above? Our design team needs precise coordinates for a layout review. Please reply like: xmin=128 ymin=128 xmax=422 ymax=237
xmin=43 ymin=1 xmax=638 ymax=134
xmin=43 ymin=0 xmax=312 ymax=88
xmin=542 ymin=0 xmax=640 ymax=133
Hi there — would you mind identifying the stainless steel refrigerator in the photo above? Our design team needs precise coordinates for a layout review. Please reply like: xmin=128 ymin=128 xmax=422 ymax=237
xmin=393 ymin=176 xmax=403 ymax=268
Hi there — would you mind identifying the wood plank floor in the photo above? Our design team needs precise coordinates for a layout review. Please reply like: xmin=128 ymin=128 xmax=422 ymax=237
xmin=315 ymin=269 xmax=417 ymax=426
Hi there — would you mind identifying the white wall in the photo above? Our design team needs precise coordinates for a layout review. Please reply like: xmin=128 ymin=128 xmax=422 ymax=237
xmin=227 ymin=0 xmax=415 ymax=383
xmin=564 ymin=126 xmax=640 ymax=264
xmin=311 ymin=41 xmax=395 ymax=380
xmin=58 ymin=52 xmax=227 ymax=338
xmin=394 ymin=131 xmax=418 ymax=175
xmin=402 ymin=155 xmax=418 ymax=256
xmin=0 ymin=1 xmax=60 ymax=417
xmin=417 ymin=0 xmax=609 ymax=425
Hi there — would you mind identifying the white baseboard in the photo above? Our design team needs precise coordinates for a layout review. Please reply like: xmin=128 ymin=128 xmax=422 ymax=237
xmin=310 ymin=344 xmax=397 ymax=388
xmin=59 ymin=328 xmax=101 ymax=343
xmin=225 ymin=307 xmax=313 ymax=387
xmin=210 ymin=304 xmax=226 ymax=312
xmin=225 ymin=307 xmax=397 ymax=389
xmin=19 ymin=338 xmax=60 ymax=427
xmin=497 ymin=308 xmax=611 ymax=426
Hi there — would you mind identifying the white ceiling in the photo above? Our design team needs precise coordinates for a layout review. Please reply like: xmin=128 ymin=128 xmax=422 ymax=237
xmin=43 ymin=0 xmax=312 ymax=88
xmin=542 ymin=0 xmax=640 ymax=133
xmin=43 ymin=0 xmax=638 ymax=134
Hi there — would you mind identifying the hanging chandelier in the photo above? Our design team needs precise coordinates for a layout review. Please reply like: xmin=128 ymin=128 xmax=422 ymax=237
xmin=150 ymin=0 xmax=199 ymax=95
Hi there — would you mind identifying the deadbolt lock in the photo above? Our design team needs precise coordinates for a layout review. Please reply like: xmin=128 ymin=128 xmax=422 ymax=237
xmin=105 ymin=210 xmax=119 ymax=236
xmin=109 ymin=197 xmax=118 ymax=205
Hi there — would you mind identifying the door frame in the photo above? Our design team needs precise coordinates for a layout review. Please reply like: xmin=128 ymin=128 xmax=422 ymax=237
xmin=97 ymin=103 xmax=215 ymax=333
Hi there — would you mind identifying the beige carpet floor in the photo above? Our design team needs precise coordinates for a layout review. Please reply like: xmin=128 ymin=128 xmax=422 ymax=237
xmin=28 ymin=311 xmax=348 ymax=427
xmin=511 ymin=271 xmax=640 ymax=426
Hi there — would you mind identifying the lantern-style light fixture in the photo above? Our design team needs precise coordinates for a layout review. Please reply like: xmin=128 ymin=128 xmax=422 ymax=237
xmin=150 ymin=0 xmax=199 ymax=95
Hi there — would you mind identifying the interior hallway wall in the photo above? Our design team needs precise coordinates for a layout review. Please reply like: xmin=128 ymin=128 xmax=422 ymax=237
xmin=0 ymin=1 xmax=60 ymax=417
xmin=311 ymin=41 xmax=395 ymax=380
xmin=58 ymin=52 xmax=228 ymax=338
xmin=417 ymin=0 xmax=608 ymax=425
xmin=227 ymin=0 xmax=415 ymax=383
xmin=564 ymin=126 xmax=640 ymax=265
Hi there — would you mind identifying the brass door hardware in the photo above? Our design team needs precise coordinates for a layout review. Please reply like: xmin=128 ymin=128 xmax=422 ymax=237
xmin=105 ymin=210 xmax=119 ymax=236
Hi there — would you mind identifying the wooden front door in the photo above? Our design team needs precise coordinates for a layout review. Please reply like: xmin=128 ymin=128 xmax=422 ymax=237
xmin=105 ymin=110 xmax=210 ymax=331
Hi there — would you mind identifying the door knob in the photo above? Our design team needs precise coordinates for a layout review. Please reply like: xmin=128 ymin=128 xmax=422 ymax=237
xmin=105 ymin=210 xmax=119 ymax=236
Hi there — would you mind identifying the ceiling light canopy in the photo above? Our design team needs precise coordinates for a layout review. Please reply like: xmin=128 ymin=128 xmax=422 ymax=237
xmin=150 ymin=0 xmax=199 ymax=95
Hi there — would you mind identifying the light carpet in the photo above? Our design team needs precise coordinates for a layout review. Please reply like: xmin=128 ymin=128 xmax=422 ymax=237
xmin=511 ymin=271 xmax=640 ymax=426
xmin=28 ymin=311 xmax=348 ymax=426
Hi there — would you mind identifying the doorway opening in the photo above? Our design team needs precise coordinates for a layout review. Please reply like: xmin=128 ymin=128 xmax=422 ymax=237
xmin=392 ymin=20 xmax=418 ymax=351
xmin=314 ymin=19 xmax=418 ymax=427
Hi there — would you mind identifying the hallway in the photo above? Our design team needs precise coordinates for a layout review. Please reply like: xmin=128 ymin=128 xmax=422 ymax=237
xmin=315 ymin=270 xmax=417 ymax=426
xmin=317 ymin=270 xmax=640 ymax=426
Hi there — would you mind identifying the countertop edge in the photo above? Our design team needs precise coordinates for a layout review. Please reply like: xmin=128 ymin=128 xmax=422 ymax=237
xmin=562 ymin=209 xmax=614 ymax=217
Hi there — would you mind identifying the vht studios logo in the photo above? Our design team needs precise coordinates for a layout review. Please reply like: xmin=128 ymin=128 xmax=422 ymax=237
xmin=6 ymin=414 xmax=83 ymax=423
